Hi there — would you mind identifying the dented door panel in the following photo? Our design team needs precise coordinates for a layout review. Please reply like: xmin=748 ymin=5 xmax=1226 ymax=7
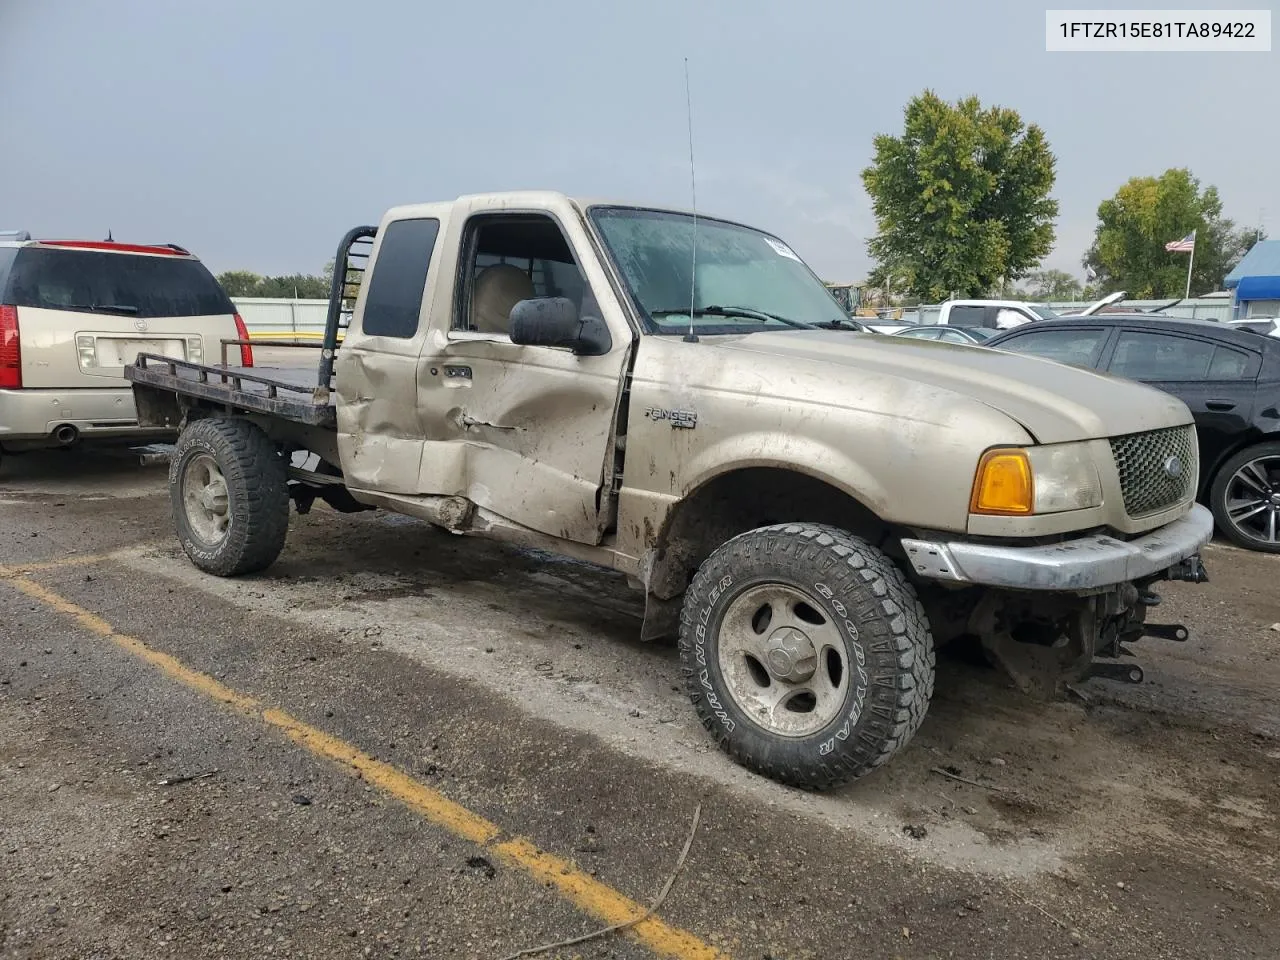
xmin=334 ymin=203 xmax=452 ymax=493
xmin=337 ymin=348 xmax=428 ymax=495
xmin=418 ymin=334 xmax=628 ymax=541
xmin=415 ymin=194 xmax=636 ymax=545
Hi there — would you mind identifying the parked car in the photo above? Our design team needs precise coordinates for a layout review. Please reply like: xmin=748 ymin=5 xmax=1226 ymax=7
xmin=934 ymin=299 xmax=1057 ymax=330
xmin=0 ymin=233 xmax=250 ymax=464
xmin=986 ymin=314 xmax=1280 ymax=552
xmin=892 ymin=325 xmax=997 ymax=345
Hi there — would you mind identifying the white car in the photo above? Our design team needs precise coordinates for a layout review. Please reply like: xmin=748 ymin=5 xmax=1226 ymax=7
xmin=935 ymin=299 xmax=1058 ymax=330
xmin=0 ymin=232 xmax=250 ymax=463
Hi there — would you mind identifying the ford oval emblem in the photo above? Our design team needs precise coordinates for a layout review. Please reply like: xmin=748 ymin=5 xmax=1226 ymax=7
xmin=1163 ymin=455 xmax=1183 ymax=479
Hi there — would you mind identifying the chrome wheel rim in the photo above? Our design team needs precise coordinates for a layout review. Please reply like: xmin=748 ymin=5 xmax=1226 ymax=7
xmin=717 ymin=583 xmax=849 ymax=739
xmin=1224 ymin=455 xmax=1280 ymax=545
xmin=182 ymin=453 xmax=230 ymax=545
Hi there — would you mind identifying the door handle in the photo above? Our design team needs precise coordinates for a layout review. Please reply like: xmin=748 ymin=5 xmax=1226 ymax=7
xmin=443 ymin=365 xmax=472 ymax=380
xmin=1206 ymin=400 xmax=1236 ymax=411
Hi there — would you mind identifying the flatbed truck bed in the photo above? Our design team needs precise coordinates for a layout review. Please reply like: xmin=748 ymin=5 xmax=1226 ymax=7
xmin=125 ymin=224 xmax=378 ymax=434
xmin=125 ymin=351 xmax=336 ymax=428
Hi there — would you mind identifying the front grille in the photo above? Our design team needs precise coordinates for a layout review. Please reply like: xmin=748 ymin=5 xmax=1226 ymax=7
xmin=1108 ymin=425 xmax=1197 ymax=517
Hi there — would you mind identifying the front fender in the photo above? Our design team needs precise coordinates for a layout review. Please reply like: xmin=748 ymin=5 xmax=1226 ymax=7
xmin=679 ymin=431 xmax=891 ymax=517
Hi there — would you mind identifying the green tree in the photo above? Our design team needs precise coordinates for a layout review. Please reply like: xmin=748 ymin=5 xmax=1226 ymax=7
xmin=215 ymin=269 xmax=330 ymax=299
xmin=861 ymin=91 xmax=1058 ymax=302
xmin=1084 ymin=169 xmax=1260 ymax=298
xmin=254 ymin=274 xmax=330 ymax=298
xmin=1021 ymin=269 xmax=1083 ymax=301
xmin=216 ymin=270 xmax=264 ymax=297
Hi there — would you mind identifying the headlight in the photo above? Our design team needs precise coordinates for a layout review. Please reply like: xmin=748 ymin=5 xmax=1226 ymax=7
xmin=970 ymin=444 xmax=1102 ymax=516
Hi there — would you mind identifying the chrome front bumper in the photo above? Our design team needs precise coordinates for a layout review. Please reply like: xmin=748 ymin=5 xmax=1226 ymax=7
xmin=901 ymin=503 xmax=1214 ymax=591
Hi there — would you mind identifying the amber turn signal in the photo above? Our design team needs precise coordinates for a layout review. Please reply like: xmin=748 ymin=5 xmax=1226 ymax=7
xmin=970 ymin=449 xmax=1034 ymax=515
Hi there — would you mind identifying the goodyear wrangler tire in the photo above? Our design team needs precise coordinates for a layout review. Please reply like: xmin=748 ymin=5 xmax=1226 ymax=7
xmin=678 ymin=523 xmax=935 ymax=789
xmin=171 ymin=418 xmax=290 ymax=576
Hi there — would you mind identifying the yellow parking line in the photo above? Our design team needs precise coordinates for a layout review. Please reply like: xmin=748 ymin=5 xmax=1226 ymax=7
xmin=0 ymin=542 xmax=167 ymax=578
xmin=5 ymin=574 xmax=726 ymax=960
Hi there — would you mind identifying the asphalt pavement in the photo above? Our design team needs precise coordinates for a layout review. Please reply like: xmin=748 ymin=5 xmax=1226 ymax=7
xmin=1 ymin=449 xmax=1277 ymax=960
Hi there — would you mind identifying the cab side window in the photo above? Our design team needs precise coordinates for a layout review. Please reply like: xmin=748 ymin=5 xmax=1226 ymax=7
xmin=361 ymin=218 xmax=440 ymax=338
xmin=454 ymin=214 xmax=589 ymax=336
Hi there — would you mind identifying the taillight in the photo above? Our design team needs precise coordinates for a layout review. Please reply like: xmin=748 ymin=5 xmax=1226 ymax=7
xmin=233 ymin=313 xmax=253 ymax=367
xmin=0 ymin=305 xmax=20 ymax=389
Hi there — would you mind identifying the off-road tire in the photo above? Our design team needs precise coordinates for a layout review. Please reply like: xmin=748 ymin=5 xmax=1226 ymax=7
xmin=678 ymin=523 xmax=935 ymax=790
xmin=1210 ymin=441 xmax=1280 ymax=554
xmin=171 ymin=418 xmax=290 ymax=576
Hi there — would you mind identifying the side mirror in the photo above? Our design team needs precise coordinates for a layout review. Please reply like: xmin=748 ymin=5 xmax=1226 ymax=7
xmin=509 ymin=297 xmax=611 ymax=356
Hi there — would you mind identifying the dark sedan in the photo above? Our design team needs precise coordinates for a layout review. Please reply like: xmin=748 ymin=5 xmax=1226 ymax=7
xmin=986 ymin=315 xmax=1280 ymax=552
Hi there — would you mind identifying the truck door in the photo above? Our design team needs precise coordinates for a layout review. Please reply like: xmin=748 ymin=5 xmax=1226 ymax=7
xmin=415 ymin=197 xmax=635 ymax=544
xmin=333 ymin=204 xmax=451 ymax=493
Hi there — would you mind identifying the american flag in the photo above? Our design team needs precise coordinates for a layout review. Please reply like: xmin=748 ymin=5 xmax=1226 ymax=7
xmin=1165 ymin=231 xmax=1196 ymax=253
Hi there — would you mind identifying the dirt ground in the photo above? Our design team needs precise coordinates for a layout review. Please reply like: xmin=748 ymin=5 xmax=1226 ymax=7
xmin=0 ymin=446 xmax=1277 ymax=960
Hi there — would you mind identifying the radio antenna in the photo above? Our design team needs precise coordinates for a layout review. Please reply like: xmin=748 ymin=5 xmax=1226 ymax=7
xmin=683 ymin=57 xmax=699 ymax=344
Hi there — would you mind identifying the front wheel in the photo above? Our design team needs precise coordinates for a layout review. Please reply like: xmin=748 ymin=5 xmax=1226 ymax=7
xmin=678 ymin=523 xmax=935 ymax=790
xmin=171 ymin=417 xmax=290 ymax=576
xmin=1210 ymin=441 xmax=1280 ymax=553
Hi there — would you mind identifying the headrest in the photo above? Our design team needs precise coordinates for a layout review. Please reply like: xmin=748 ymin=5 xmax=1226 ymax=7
xmin=471 ymin=264 xmax=535 ymax=333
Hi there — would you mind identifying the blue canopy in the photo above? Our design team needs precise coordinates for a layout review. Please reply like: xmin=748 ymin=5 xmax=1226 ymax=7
xmin=1237 ymin=275 xmax=1280 ymax=301
xmin=1226 ymin=240 xmax=1280 ymax=288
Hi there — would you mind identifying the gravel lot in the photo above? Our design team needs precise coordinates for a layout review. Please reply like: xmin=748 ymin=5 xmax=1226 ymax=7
xmin=1 ymin=442 xmax=1277 ymax=960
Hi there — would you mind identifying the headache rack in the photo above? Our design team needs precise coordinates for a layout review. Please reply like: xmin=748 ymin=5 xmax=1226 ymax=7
xmin=212 ymin=224 xmax=377 ymax=398
xmin=316 ymin=225 xmax=377 ymax=391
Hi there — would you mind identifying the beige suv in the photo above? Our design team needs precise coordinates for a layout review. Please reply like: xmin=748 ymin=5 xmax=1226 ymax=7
xmin=0 ymin=233 xmax=250 ymax=461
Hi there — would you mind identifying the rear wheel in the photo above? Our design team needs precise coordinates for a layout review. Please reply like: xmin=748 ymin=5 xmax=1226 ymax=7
xmin=678 ymin=523 xmax=935 ymax=790
xmin=1210 ymin=441 xmax=1280 ymax=553
xmin=171 ymin=418 xmax=290 ymax=575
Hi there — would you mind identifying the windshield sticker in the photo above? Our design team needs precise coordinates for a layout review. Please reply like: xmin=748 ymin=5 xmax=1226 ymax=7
xmin=763 ymin=236 xmax=801 ymax=261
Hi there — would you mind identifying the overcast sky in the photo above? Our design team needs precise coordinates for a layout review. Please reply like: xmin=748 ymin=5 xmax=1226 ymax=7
xmin=1 ymin=1 xmax=1275 ymax=283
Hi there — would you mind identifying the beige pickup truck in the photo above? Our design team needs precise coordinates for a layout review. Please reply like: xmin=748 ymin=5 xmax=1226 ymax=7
xmin=126 ymin=191 xmax=1214 ymax=789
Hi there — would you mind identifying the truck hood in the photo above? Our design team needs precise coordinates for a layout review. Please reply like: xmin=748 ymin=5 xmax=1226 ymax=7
xmin=712 ymin=330 xmax=1192 ymax=443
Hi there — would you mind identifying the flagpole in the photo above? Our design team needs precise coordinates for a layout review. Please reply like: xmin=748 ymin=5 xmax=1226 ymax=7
xmin=1184 ymin=229 xmax=1196 ymax=298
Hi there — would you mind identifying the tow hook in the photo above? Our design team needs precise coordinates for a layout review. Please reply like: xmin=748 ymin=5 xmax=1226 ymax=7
xmin=1086 ymin=661 xmax=1145 ymax=685
xmin=1165 ymin=555 xmax=1209 ymax=583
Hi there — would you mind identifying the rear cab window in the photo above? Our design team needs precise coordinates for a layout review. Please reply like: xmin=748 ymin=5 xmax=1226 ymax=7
xmin=3 ymin=247 xmax=233 ymax=317
xmin=360 ymin=218 xmax=440 ymax=338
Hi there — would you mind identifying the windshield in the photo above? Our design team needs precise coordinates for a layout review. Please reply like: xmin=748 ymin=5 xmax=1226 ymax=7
xmin=1031 ymin=305 xmax=1058 ymax=320
xmin=588 ymin=207 xmax=849 ymax=335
